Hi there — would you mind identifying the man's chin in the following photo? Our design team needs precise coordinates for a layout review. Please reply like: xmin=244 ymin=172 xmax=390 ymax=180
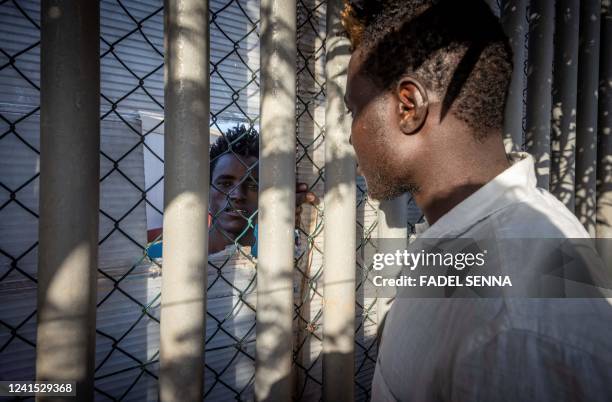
xmin=364 ymin=177 xmax=417 ymax=201
xmin=213 ymin=220 xmax=249 ymax=238
xmin=368 ymin=187 xmax=404 ymax=201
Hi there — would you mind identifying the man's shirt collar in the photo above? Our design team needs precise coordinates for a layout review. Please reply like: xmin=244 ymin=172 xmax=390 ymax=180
xmin=415 ymin=152 xmax=535 ymax=237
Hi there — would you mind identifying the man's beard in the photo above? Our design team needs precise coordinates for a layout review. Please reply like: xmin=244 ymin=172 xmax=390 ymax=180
xmin=364 ymin=168 xmax=420 ymax=201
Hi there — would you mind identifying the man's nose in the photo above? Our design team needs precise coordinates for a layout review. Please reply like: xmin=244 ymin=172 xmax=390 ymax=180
xmin=229 ymin=184 xmax=246 ymax=201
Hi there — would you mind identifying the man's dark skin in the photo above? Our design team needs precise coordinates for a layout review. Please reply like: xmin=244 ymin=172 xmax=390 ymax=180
xmin=345 ymin=48 xmax=510 ymax=223
xmin=209 ymin=153 xmax=317 ymax=254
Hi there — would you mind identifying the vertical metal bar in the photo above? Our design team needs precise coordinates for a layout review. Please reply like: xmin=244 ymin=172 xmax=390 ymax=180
xmin=376 ymin=195 xmax=409 ymax=327
xmin=322 ymin=0 xmax=355 ymax=400
xmin=256 ymin=0 xmax=296 ymax=400
xmin=501 ymin=0 xmax=528 ymax=152
xmin=596 ymin=0 xmax=611 ymax=251
xmin=159 ymin=0 xmax=209 ymax=400
xmin=575 ymin=0 xmax=601 ymax=236
xmin=37 ymin=1 xmax=100 ymax=399
xmin=524 ymin=0 xmax=555 ymax=189
xmin=550 ymin=0 xmax=580 ymax=210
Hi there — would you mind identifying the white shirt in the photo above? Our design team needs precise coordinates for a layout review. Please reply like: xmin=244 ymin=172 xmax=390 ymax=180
xmin=371 ymin=153 xmax=612 ymax=401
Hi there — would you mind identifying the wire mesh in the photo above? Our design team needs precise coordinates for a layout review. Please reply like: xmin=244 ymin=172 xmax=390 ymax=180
xmin=292 ymin=0 xmax=326 ymax=399
xmin=0 ymin=0 xmax=42 ymax=398
xmin=94 ymin=0 xmax=163 ymax=398
xmin=0 ymin=0 xmax=420 ymax=400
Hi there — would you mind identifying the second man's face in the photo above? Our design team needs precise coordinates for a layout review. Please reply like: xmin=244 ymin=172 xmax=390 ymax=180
xmin=209 ymin=153 xmax=259 ymax=239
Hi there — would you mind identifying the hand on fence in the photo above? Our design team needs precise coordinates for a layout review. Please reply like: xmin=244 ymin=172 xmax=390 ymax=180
xmin=296 ymin=182 xmax=319 ymax=227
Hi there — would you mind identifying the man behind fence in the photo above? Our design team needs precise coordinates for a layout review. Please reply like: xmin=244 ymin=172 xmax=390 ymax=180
xmin=208 ymin=125 xmax=317 ymax=256
xmin=341 ymin=0 xmax=612 ymax=401
xmin=147 ymin=126 xmax=317 ymax=258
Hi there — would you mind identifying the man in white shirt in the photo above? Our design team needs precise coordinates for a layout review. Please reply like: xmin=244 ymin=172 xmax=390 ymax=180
xmin=341 ymin=0 xmax=612 ymax=400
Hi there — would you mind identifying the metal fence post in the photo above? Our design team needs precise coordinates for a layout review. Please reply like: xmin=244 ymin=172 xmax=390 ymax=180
xmin=256 ymin=0 xmax=296 ymax=400
xmin=37 ymin=1 xmax=100 ymax=399
xmin=376 ymin=195 xmax=409 ymax=327
xmin=525 ymin=0 xmax=555 ymax=189
xmin=501 ymin=0 xmax=528 ymax=152
xmin=159 ymin=0 xmax=210 ymax=400
xmin=550 ymin=0 xmax=580 ymax=210
xmin=596 ymin=0 xmax=611 ymax=252
xmin=322 ymin=0 xmax=356 ymax=400
xmin=575 ymin=0 xmax=601 ymax=236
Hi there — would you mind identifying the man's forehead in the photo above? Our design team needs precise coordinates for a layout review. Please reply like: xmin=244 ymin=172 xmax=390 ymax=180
xmin=346 ymin=49 xmax=377 ymax=104
xmin=212 ymin=153 xmax=258 ymax=177
xmin=345 ymin=50 xmax=364 ymax=102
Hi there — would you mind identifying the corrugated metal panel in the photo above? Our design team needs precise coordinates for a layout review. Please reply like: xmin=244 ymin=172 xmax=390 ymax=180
xmin=0 ymin=106 xmax=39 ymax=285
xmin=2 ymin=1 xmax=262 ymax=398
xmin=0 ymin=0 xmax=41 ymax=107
xmin=94 ymin=264 xmax=161 ymax=401
xmin=1 ymin=1 xmax=383 ymax=400
xmin=0 ymin=107 xmax=39 ymax=389
xmin=99 ymin=116 xmax=148 ymax=272
xmin=0 ymin=107 xmax=148 ymax=273
xmin=98 ymin=0 xmax=260 ymax=121
xmin=0 ymin=106 xmax=149 ymax=389
xmin=0 ymin=0 xmax=260 ymax=120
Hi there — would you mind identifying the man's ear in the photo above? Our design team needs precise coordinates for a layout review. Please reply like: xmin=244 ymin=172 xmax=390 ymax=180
xmin=396 ymin=77 xmax=429 ymax=135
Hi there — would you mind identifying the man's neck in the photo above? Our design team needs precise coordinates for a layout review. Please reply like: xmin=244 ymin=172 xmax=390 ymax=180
xmin=414 ymin=146 xmax=510 ymax=226
xmin=208 ymin=227 xmax=255 ymax=255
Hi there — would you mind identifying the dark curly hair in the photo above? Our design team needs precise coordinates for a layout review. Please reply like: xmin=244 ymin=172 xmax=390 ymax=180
xmin=341 ymin=0 xmax=513 ymax=139
xmin=210 ymin=124 xmax=259 ymax=180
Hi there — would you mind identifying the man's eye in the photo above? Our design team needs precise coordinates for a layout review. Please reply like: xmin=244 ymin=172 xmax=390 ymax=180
xmin=216 ymin=181 xmax=232 ymax=188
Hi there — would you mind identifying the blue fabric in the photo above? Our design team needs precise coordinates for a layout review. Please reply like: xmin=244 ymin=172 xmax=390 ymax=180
xmin=251 ymin=223 xmax=258 ymax=258
xmin=146 ymin=224 xmax=261 ymax=259
xmin=147 ymin=241 xmax=163 ymax=259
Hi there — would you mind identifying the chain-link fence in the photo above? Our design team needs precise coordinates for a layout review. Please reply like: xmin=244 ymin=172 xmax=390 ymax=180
xmin=8 ymin=0 xmax=607 ymax=400
xmin=1 ymin=1 xmax=43 ymax=400
xmin=0 ymin=0 xmax=396 ymax=400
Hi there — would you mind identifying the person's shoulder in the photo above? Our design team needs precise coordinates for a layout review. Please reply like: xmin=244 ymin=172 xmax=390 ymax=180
xmin=490 ymin=187 xmax=589 ymax=238
xmin=452 ymin=307 xmax=612 ymax=402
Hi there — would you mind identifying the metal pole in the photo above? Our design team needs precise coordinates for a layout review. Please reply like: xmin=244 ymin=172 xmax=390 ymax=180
xmin=575 ymin=0 xmax=601 ymax=236
xmin=501 ymin=0 xmax=528 ymax=152
xmin=549 ymin=0 xmax=580 ymax=210
xmin=524 ymin=0 xmax=555 ymax=189
xmin=596 ymin=1 xmax=611 ymax=248
xmin=376 ymin=195 xmax=409 ymax=328
xmin=37 ymin=1 xmax=100 ymax=399
xmin=159 ymin=0 xmax=209 ymax=400
xmin=255 ymin=0 xmax=296 ymax=400
xmin=322 ymin=0 xmax=356 ymax=400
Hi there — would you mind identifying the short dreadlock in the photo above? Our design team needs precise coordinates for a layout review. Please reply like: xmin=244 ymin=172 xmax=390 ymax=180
xmin=210 ymin=124 xmax=259 ymax=180
xmin=341 ymin=0 xmax=512 ymax=139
